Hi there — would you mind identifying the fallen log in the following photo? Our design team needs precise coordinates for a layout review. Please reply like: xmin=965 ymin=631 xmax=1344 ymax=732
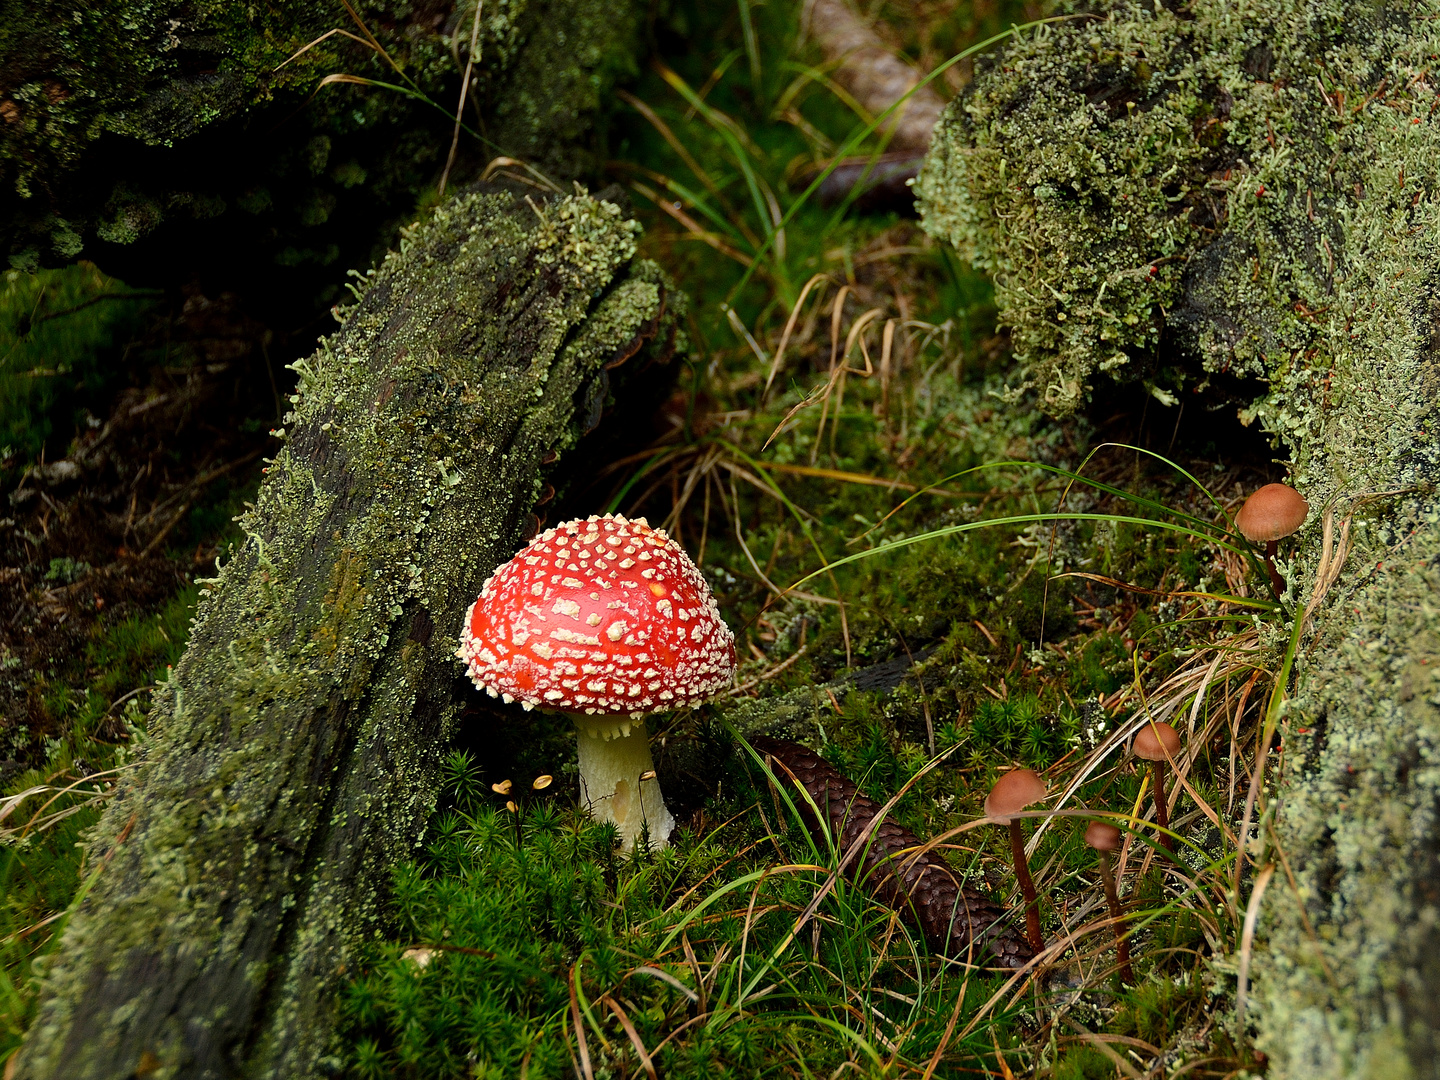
xmin=0 ymin=0 xmax=648 ymax=323
xmin=802 ymin=0 xmax=945 ymax=152
xmin=12 ymin=185 xmax=683 ymax=1080
xmin=797 ymin=0 xmax=948 ymax=212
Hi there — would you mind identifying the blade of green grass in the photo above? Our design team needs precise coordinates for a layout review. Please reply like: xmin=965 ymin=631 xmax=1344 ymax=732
xmin=655 ymin=65 xmax=791 ymax=300
xmin=789 ymin=512 xmax=1257 ymax=594
xmin=737 ymin=0 xmax=762 ymax=93
xmin=865 ymin=456 xmax=1235 ymax=547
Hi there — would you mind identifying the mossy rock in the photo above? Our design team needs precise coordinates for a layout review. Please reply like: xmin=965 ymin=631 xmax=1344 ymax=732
xmin=10 ymin=184 xmax=685 ymax=1080
xmin=0 ymin=0 xmax=643 ymax=314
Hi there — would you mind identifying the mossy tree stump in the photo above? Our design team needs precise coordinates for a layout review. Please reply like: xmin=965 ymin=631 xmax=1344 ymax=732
xmin=12 ymin=186 xmax=683 ymax=1080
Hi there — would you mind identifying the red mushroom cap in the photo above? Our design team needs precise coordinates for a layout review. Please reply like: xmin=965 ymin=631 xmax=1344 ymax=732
xmin=458 ymin=514 xmax=736 ymax=716
xmin=1133 ymin=721 xmax=1181 ymax=761
xmin=1084 ymin=821 xmax=1122 ymax=852
xmin=1234 ymin=483 xmax=1308 ymax=543
xmin=984 ymin=768 xmax=1047 ymax=824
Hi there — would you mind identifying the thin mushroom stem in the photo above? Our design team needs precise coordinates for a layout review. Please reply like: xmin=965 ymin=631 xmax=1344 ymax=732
xmin=1152 ymin=760 xmax=1175 ymax=855
xmin=1009 ymin=819 xmax=1044 ymax=952
xmin=1262 ymin=538 xmax=1285 ymax=597
xmin=1096 ymin=850 xmax=1133 ymax=984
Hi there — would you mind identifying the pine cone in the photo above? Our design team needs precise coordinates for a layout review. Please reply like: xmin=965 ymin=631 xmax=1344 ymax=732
xmin=749 ymin=737 xmax=1033 ymax=969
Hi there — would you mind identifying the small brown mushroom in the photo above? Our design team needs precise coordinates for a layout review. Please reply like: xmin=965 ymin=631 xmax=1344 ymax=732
xmin=1084 ymin=821 xmax=1134 ymax=984
xmin=985 ymin=768 xmax=1048 ymax=953
xmin=1133 ymin=721 xmax=1183 ymax=854
xmin=1235 ymin=483 xmax=1308 ymax=597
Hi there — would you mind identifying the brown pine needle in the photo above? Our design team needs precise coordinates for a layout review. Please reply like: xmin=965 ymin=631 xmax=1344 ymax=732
xmin=439 ymin=0 xmax=486 ymax=199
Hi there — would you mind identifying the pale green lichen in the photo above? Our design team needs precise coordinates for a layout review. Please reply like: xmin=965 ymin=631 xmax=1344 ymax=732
xmin=916 ymin=0 xmax=1436 ymax=427
xmin=13 ymin=187 xmax=685 ymax=1080
xmin=918 ymin=9 xmax=1204 ymax=413
xmin=1263 ymin=516 xmax=1440 ymax=1078
xmin=919 ymin=2 xmax=1440 ymax=1074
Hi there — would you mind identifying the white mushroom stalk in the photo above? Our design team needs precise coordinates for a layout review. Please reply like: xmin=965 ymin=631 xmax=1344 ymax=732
xmin=572 ymin=714 xmax=674 ymax=850
xmin=457 ymin=514 xmax=736 ymax=852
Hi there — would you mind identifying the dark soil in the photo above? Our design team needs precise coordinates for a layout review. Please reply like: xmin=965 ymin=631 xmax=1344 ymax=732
xmin=1 ymin=287 xmax=283 ymax=784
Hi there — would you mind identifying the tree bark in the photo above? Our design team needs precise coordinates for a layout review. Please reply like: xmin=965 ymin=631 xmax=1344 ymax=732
xmin=12 ymin=185 xmax=683 ymax=1080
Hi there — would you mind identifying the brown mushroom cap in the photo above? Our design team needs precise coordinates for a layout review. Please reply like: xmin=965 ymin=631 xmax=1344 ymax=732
xmin=1235 ymin=483 xmax=1309 ymax=543
xmin=985 ymin=768 xmax=1047 ymax=824
xmin=1133 ymin=722 xmax=1181 ymax=761
xmin=1084 ymin=821 xmax=1122 ymax=852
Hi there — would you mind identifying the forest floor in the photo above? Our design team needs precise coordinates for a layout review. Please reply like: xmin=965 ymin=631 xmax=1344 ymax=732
xmin=2 ymin=3 xmax=1296 ymax=1077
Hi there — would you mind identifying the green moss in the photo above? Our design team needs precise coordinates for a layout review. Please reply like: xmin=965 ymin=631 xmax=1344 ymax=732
xmin=487 ymin=0 xmax=642 ymax=181
xmin=1051 ymin=1044 xmax=1116 ymax=1080
xmin=335 ymin=738 xmax=1022 ymax=1079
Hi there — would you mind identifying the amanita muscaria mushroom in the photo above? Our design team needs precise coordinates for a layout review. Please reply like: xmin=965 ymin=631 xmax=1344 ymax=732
xmin=985 ymin=768 xmax=1048 ymax=953
xmin=1133 ymin=721 xmax=1182 ymax=855
xmin=1235 ymin=483 xmax=1308 ymax=597
xmin=459 ymin=514 xmax=736 ymax=851
xmin=1083 ymin=821 xmax=1134 ymax=984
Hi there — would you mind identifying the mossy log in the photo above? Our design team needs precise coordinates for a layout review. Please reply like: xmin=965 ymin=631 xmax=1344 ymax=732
xmin=12 ymin=186 xmax=683 ymax=1080
xmin=918 ymin=2 xmax=1440 ymax=1075
xmin=0 ymin=0 xmax=643 ymax=312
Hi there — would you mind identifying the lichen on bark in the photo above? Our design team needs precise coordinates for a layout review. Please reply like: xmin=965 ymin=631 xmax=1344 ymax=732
xmin=918 ymin=2 xmax=1440 ymax=1075
xmin=12 ymin=185 xmax=685 ymax=1080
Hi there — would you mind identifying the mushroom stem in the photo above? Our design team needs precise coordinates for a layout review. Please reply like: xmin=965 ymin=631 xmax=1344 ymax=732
xmin=1096 ymin=850 xmax=1134 ymax=984
xmin=573 ymin=716 xmax=675 ymax=852
xmin=1009 ymin=819 xmax=1044 ymax=952
xmin=1262 ymin=538 xmax=1284 ymax=598
xmin=1152 ymin=761 xmax=1175 ymax=855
